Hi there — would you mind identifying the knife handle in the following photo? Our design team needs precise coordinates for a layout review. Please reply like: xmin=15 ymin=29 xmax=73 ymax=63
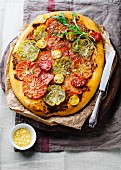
xmin=89 ymin=91 xmax=104 ymax=128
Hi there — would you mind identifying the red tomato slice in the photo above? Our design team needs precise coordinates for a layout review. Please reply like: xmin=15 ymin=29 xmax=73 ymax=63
xmin=15 ymin=61 xmax=31 ymax=80
xmin=46 ymin=18 xmax=68 ymax=35
xmin=23 ymin=74 xmax=47 ymax=99
xmin=46 ymin=35 xmax=60 ymax=48
xmin=63 ymin=74 xmax=83 ymax=94
xmin=77 ymin=21 xmax=88 ymax=33
xmin=15 ymin=61 xmax=41 ymax=80
xmin=39 ymin=60 xmax=52 ymax=72
xmin=60 ymin=46 xmax=78 ymax=60
xmin=60 ymin=46 xmax=70 ymax=55
xmin=29 ymin=62 xmax=42 ymax=77
xmin=37 ymin=51 xmax=54 ymax=64
xmin=54 ymin=40 xmax=71 ymax=50
xmin=46 ymin=18 xmax=55 ymax=28
xmin=39 ymin=72 xmax=54 ymax=85
xmin=68 ymin=49 xmax=79 ymax=60
xmin=71 ymin=77 xmax=87 ymax=88
xmin=90 ymin=32 xmax=102 ymax=41
xmin=72 ymin=58 xmax=93 ymax=79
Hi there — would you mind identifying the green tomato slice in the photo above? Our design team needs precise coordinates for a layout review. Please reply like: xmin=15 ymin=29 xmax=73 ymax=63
xmin=43 ymin=85 xmax=66 ymax=106
xmin=73 ymin=39 xmax=94 ymax=58
xmin=34 ymin=25 xmax=47 ymax=41
xmin=52 ymin=57 xmax=72 ymax=76
xmin=17 ymin=40 xmax=40 ymax=61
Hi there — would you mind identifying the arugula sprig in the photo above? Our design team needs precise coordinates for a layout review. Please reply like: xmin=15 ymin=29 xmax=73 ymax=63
xmin=53 ymin=12 xmax=88 ymax=38
xmin=53 ymin=12 xmax=96 ymax=52
xmin=73 ymin=36 xmax=81 ymax=52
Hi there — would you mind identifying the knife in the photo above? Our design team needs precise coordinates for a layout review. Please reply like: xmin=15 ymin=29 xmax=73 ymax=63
xmin=89 ymin=50 xmax=116 ymax=128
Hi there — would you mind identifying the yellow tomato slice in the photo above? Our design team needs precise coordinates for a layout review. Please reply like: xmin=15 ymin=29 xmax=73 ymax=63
xmin=51 ymin=50 xmax=62 ymax=59
xmin=54 ymin=74 xmax=64 ymax=84
xmin=36 ymin=39 xmax=47 ymax=49
xmin=69 ymin=95 xmax=80 ymax=106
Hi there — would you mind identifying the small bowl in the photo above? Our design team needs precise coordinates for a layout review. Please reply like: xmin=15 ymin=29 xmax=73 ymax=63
xmin=9 ymin=123 xmax=36 ymax=150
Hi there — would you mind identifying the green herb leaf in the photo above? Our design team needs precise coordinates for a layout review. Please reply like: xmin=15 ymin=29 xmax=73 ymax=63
xmin=73 ymin=36 xmax=80 ymax=52
xmin=53 ymin=12 xmax=69 ymax=26
xmin=72 ymin=12 xmax=80 ymax=30
xmin=53 ymin=12 xmax=96 ymax=51
xmin=53 ymin=12 xmax=87 ymax=38
xmin=54 ymin=31 xmax=67 ymax=38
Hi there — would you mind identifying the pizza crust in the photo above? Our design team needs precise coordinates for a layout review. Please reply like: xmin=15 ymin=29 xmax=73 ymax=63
xmin=9 ymin=11 xmax=104 ymax=117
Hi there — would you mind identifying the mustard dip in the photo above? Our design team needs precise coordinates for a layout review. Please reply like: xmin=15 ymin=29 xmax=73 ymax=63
xmin=13 ymin=128 xmax=32 ymax=147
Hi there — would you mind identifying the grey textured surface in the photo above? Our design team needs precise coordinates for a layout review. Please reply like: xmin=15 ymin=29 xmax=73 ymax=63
xmin=0 ymin=0 xmax=121 ymax=169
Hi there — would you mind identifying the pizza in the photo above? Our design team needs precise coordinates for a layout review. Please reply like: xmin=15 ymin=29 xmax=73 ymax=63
xmin=9 ymin=11 xmax=104 ymax=117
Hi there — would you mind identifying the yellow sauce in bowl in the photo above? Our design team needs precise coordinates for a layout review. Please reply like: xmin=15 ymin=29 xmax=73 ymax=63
xmin=13 ymin=128 xmax=32 ymax=147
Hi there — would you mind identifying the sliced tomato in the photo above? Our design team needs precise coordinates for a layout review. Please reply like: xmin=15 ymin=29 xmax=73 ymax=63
xmin=52 ymin=56 xmax=72 ymax=76
xmin=46 ymin=35 xmax=60 ymax=48
xmin=69 ymin=94 xmax=80 ymax=106
xmin=46 ymin=18 xmax=55 ymax=31
xmin=60 ymin=46 xmax=78 ymax=60
xmin=68 ymin=49 xmax=79 ymax=60
xmin=77 ymin=21 xmax=88 ymax=33
xmin=17 ymin=40 xmax=40 ymax=61
xmin=63 ymin=74 xmax=83 ymax=94
xmin=54 ymin=74 xmax=64 ymax=84
xmin=46 ymin=18 xmax=68 ymax=35
xmin=43 ymin=85 xmax=66 ymax=106
xmin=60 ymin=46 xmax=70 ymax=55
xmin=37 ymin=51 xmax=54 ymax=64
xmin=39 ymin=72 xmax=54 ymax=85
xmin=15 ymin=61 xmax=41 ymax=80
xmin=39 ymin=60 xmax=52 ymax=72
xmin=29 ymin=62 xmax=42 ymax=77
xmin=15 ymin=61 xmax=31 ymax=80
xmin=90 ymin=32 xmax=102 ymax=41
xmin=23 ymin=74 xmax=47 ymax=99
xmin=72 ymin=58 xmax=93 ymax=79
xmin=71 ymin=77 xmax=87 ymax=88
xmin=54 ymin=40 xmax=71 ymax=50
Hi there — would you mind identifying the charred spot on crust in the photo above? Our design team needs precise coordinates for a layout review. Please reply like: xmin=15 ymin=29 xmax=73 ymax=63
xmin=86 ymin=86 xmax=90 ymax=91
xmin=48 ymin=105 xmax=68 ymax=113
xmin=76 ymin=15 xmax=80 ymax=21
xmin=14 ymin=74 xmax=19 ymax=80
xmin=12 ymin=53 xmax=20 ymax=70
xmin=47 ymin=102 xmax=68 ymax=113
xmin=32 ymin=23 xmax=40 ymax=28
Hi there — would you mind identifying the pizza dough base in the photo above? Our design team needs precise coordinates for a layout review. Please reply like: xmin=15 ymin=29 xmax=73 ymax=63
xmin=9 ymin=11 xmax=104 ymax=117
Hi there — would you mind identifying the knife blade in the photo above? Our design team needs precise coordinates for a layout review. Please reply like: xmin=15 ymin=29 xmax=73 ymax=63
xmin=99 ymin=50 xmax=116 ymax=91
xmin=89 ymin=50 xmax=116 ymax=128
